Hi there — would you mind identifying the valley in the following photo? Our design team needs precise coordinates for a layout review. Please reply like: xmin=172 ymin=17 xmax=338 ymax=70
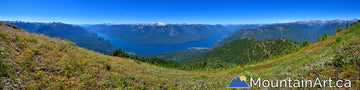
xmin=2 ymin=0 xmax=359 ymax=89
xmin=1 ymin=20 xmax=359 ymax=89
xmin=89 ymin=29 xmax=225 ymax=54
xmin=85 ymin=23 xmax=229 ymax=45
xmin=6 ymin=20 xmax=355 ymax=62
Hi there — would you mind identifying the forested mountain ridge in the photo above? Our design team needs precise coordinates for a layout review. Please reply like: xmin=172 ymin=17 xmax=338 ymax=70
xmin=224 ymin=24 xmax=263 ymax=32
xmin=137 ymin=47 xmax=209 ymax=61
xmin=136 ymin=20 xmax=357 ymax=61
xmin=213 ymin=19 xmax=358 ymax=47
xmin=133 ymin=24 xmax=264 ymax=60
xmin=1 ymin=20 xmax=360 ymax=89
xmin=86 ymin=23 xmax=229 ymax=44
xmin=182 ymin=38 xmax=301 ymax=64
xmin=4 ymin=21 xmax=115 ymax=54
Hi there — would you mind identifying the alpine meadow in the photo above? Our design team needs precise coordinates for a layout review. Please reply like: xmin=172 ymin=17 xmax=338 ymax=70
xmin=1 ymin=0 xmax=360 ymax=89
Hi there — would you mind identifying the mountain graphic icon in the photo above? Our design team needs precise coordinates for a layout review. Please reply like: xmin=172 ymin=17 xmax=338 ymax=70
xmin=228 ymin=76 xmax=250 ymax=88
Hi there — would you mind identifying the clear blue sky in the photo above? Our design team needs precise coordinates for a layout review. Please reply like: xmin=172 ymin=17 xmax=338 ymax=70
xmin=1 ymin=0 xmax=359 ymax=24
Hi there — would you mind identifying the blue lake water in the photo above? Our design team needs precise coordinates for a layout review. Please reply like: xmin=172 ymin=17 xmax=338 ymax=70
xmin=90 ymin=30 xmax=225 ymax=54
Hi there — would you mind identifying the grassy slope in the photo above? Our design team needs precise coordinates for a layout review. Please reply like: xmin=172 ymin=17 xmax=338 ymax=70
xmin=0 ymin=21 xmax=359 ymax=89
xmin=5 ymin=22 xmax=116 ymax=54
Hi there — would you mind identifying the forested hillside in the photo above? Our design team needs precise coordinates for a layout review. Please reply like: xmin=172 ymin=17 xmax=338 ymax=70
xmin=213 ymin=19 xmax=357 ymax=47
xmin=137 ymin=48 xmax=209 ymax=61
xmin=5 ymin=21 xmax=115 ymax=54
xmin=0 ymin=20 xmax=359 ymax=89
xmin=182 ymin=38 xmax=301 ymax=64
xmin=136 ymin=24 xmax=264 ymax=60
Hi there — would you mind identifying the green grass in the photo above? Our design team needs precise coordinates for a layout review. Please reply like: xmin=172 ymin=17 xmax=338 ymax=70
xmin=0 ymin=33 xmax=5 ymax=39
xmin=28 ymin=37 xmax=37 ymax=43
xmin=0 ymin=21 xmax=359 ymax=89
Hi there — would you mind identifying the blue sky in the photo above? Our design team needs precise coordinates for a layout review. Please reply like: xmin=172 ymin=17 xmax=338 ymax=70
xmin=1 ymin=0 xmax=359 ymax=24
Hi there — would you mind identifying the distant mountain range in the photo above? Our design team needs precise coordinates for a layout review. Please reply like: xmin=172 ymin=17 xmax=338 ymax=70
xmin=4 ymin=21 xmax=115 ymax=54
xmin=212 ymin=19 xmax=358 ymax=47
xmin=224 ymin=24 xmax=265 ymax=32
xmin=3 ymin=19 xmax=358 ymax=58
xmin=85 ymin=23 xmax=229 ymax=44
xmin=86 ymin=23 xmax=264 ymax=45
xmin=143 ymin=19 xmax=358 ymax=62
xmin=2 ymin=21 xmax=264 ymax=55
xmin=1 ymin=20 xmax=360 ymax=89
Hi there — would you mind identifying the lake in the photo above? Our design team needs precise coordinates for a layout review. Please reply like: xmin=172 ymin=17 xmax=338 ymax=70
xmin=90 ymin=30 xmax=225 ymax=54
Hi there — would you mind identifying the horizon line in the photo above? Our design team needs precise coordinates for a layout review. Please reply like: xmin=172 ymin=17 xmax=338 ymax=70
xmin=1 ymin=18 xmax=358 ymax=25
